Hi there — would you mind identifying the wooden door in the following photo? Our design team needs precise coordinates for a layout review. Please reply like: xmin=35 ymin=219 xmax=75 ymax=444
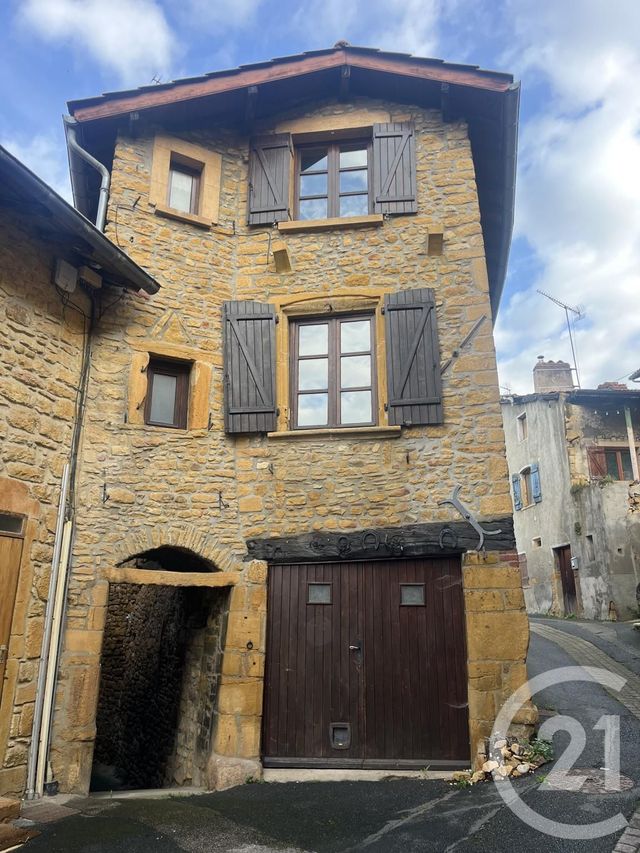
xmin=556 ymin=545 xmax=576 ymax=615
xmin=0 ymin=534 xmax=24 ymax=698
xmin=263 ymin=558 xmax=469 ymax=769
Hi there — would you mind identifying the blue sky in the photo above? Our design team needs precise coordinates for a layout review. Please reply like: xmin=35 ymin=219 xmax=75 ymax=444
xmin=2 ymin=0 xmax=639 ymax=393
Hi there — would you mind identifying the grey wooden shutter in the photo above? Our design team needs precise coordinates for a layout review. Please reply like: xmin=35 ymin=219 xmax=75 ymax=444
xmin=512 ymin=474 xmax=522 ymax=511
xmin=248 ymin=134 xmax=292 ymax=225
xmin=372 ymin=122 xmax=417 ymax=214
xmin=384 ymin=288 xmax=442 ymax=426
xmin=531 ymin=463 xmax=542 ymax=503
xmin=223 ymin=301 xmax=277 ymax=433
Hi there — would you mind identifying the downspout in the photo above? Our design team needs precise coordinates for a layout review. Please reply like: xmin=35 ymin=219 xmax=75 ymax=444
xmin=65 ymin=120 xmax=110 ymax=232
xmin=625 ymin=406 xmax=640 ymax=482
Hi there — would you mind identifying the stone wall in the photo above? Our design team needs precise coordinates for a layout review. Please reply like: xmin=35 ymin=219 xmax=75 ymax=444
xmin=0 ymin=207 xmax=89 ymax=796
xmin=51 ymin=96 xmax=526 ymax=790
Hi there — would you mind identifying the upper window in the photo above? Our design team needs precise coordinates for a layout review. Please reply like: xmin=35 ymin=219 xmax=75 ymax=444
xmin=290 ymin=315 xmax=376 ymax=429
xmin=520 ymin=467 xmax=532 ymax=507
xmin=168 ymin=158 xmax=201 ymax=215
xmin=144 ymin=358 xmax=190 ymax=429
xmin=605 ymin=448 xmax=633 ymax=481
xmin=516 ymin=412 xmax=527 ymax=442
xmin=296 ymin=141 xmax=370 ymax=220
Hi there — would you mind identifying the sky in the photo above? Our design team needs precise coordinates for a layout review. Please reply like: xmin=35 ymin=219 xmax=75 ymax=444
xmin=1 ymin=0 xmax=639 ymax=395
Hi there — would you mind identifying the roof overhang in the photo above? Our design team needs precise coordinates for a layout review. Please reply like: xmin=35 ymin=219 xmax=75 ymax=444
xmin=66 ymin=46 xmax=519 ymax=313
xmin=567 ymin=389 xmax=640 ymax=407
xmin=0 ymin=145 xmax=159 ymax=294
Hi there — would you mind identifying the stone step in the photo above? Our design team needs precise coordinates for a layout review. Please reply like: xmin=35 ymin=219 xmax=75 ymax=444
xmin=0 ymin=799 xmax=20 ymax=824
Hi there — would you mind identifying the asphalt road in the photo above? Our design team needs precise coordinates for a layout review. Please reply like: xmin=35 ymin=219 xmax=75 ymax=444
xmin=22 ymin=622 xmax=640 ymax=853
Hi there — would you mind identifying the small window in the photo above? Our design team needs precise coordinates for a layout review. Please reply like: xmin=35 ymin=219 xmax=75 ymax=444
xmin=586 ymin=534 xmax=595 ymax=561
xmin=296 ymin=140 xmax=371 ymax=220
xmin=520 ymin=467 xmax=532 ymax=507
xmin=168 ymin=158 xmax=201 ymax=215
xmin=144 ymin=358 xmax=190 ymax=429
xmin=516 ymin=412 xmax=527 ymax=442
xmin=0 ymin=512 xmax=24 ymax=536
xmin=400 ymin=584 xmax=425 ymax=606
xmin=532 ymin=536 xmax=542 ymax=548
xmin=308 ymin=583 xmax=332 ymax=604
xmin=291 ymin=314 xmax=376 ymax=429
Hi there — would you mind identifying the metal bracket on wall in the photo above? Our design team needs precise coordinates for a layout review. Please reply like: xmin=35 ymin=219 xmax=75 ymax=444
xmin=438 ymin=484 xmax=501 ymax=551
xmin=440 ymin=315 xmax=487 ymax=375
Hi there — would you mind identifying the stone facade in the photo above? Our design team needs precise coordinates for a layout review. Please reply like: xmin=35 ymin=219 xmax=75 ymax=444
xmin=0 ymin=205 xmax=89 ymax=796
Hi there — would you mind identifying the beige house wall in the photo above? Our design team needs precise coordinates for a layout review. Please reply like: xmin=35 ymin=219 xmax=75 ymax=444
xmin=42 ymin=97 xmax=530 ymax=792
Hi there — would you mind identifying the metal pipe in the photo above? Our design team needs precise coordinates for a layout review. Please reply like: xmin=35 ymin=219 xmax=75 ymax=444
xmin=65 ymin=123 xmax=110 ymax=232
xmin=25 ymin=464 xmax=70 ymax=799
xmin=624 ymin=406 xmax=639 ymax=481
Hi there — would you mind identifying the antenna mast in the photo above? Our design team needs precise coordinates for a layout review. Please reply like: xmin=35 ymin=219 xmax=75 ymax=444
xmin=537 ymin=289 xmax=583 ymax=388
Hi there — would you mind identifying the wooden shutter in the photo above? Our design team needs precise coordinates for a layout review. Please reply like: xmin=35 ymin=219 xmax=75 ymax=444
xmin=512 ymin=474 xmax=522 ymax=511
xmin=247 ymin=134 xmax=292 ymax=225
xmin=372 ymin=122 xmax=417 ymax=214
xmin=223 ymin=301 xmax=277 ymax=433
xmin=384 ymin=288 xmax=442 ymax=426
xmin=587 ymin=446 xmax=606 ymax=477
xmin=531 ymin=462 xmax=542 ymax=503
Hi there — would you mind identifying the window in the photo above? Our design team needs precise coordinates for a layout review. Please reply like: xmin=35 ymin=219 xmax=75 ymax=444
xmin=296 ymin=141 xmax=370 ymax=220
xmin=144 ymin=358 xmax=190 ymax=429
xmin=532 ymin=537 xmax=542 ymax=548
xmin=516 ymin=412 xmax=527 ymax=442
xmin=168 ymin=158 xmax=201 ymax=215
xmin=291 ymin=315 xmax=376 ymax=429
xmin=586 ymin=534 xmax=595 ymax=561
xmin=307 ymin=583 xmax=332 ymax=604
xmin=400 ymin=584 xmax=425 ymax=606
xmin=520 ymin=467 xmax=532 ymax=507
xmin=605 ymin=448 xmax=633 ymax=481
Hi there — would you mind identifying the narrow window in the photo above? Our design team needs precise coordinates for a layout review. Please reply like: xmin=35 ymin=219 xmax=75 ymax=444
xmin=144 ymin=358 xmax=190 ymax=429
xmin=297 ymin=140 xmax=370 ymax=220
xmin=586 ymin=534 xmax=595 ymax=561
xmin=168 ymin=158 xmax=201 ymax=215
xmin=516 ymin=412 xmax=527 ymax=442
xmin=291 ymin=315 xmax=376 ymax=429
xmin=520 ymin=467 xmax=532 ymax=507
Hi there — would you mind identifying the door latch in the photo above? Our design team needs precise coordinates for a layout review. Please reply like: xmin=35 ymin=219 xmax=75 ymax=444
xmin=0 ymin=645 xmax=7 ymax=665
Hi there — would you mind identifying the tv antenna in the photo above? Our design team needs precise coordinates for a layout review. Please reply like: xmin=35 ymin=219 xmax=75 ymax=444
xmin=537 ymin=289 xmax=584 ymax=388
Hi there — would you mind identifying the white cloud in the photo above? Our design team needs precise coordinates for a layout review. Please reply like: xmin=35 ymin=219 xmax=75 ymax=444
xmin=495 ymin=0 xmax=640 ymax=394
xmin=19 ymin=0 xmax=176 ymax=84
xmin=182 ymin=0 xmax=263 ymax=32
xmin=1 ymin=134 xmax=72 ymax=202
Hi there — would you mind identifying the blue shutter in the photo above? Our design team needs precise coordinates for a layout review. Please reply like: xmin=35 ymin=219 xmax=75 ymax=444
xmin=531 ymin=463 xmax=542 ymax=503
xmin=512 ymin=474 xmax=522 ymax=511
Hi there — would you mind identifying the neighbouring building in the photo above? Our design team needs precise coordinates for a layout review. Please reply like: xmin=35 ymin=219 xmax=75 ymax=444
xmin=1 ymin=45 xmax=535 ymax=798
xmin=502 ymin=357 xmax=640 ymax=621
xmin=0 ymin=145 xmax=158 ymax=798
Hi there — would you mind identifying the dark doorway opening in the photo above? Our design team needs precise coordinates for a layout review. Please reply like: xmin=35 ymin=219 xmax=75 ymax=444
xmin=554 ymin=545 xmax=577 ymax=616
xmin=91 ymin=551 xmax=229 ymax=792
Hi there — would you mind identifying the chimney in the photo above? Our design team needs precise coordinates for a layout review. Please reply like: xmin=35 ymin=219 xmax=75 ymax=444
xmin=533 ymin=356 xmax=575 ymax=393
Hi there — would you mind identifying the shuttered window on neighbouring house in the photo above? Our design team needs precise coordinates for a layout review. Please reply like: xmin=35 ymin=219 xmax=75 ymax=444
xmin=247 ymin=134 xmax=293 ymax=225
xmin=512 ymin=474 xmax=522 ymax=511
xmin=372 ymin=122 xmax=417 ymax=215
xmin=384 ymin=288 xmax=442 ymax=426
xmin=530 ymin=462 xmax=542 ymax=503
xmin=223 ymin=301 xmax=277 ymax=433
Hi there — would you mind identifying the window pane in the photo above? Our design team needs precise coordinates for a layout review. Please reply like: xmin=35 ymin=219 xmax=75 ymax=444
xmin=340 ymin=169 xmax=368 ymax=193
xmin=149 ymin=373 xmax=177 ymax=424
xmin=605 ymin=452 xmax=620 ymax=479
xmin=300 ymin=173 xmax=328 ymax=197
xmin=339 ymin=194 xmax=369 ymax=217
xmin=299 ymin=198 xmax=328 ymax=220
xmin=301 ymin=149 xmax=328 ymax=172
xmin=621 ymin=451 xmax=633 ymax=480
xmin=168 ymin=169 xmax=194 ymax=213
xmin=340 ymin=147 xmax=367 ymax=168
xmin=400 ymin=584 xmax=425 ymax=606
xmin=308 ymin=583 xmax=332 ymax=604
xmin=341 ymin=390 xmax=372 ymax=424
xmin=299 ymin=358 xmax=328 ymax=390
xmin=298 ymin=393 xmax=328 ymax=427
xmin=341 ymin=320 xmax=370 ymax=353
xmin=341 ymin=355 xmax=371 ymax=389
xmin=299 ymin=324 xmax=328 ymax=356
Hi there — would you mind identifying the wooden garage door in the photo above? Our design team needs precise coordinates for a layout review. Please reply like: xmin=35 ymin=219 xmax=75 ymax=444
xmin=262 ymin=558 xmax=469 ymax=768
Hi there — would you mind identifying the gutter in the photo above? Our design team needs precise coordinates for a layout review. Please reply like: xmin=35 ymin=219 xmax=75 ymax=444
xmin=64 ymin=117 xmax=110 ymax=232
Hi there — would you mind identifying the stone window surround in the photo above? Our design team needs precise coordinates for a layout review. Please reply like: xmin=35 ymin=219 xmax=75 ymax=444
xmin=270 ymin=290 xmax=392 ymax=437
xmin=127 ymin=341 xmax=213 ymax=431
xmin=149 ymin=135 xmax=222 ymax=229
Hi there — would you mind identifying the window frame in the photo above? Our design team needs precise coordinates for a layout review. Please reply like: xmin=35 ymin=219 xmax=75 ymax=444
xmin=144 ymin=357 xmax=191 ymax=430
xmin=289 ymin=313 xmax=377 ymax=430
xmin=167 ymin=157 xmax=202 ymax=216
xmin=294 ymin=138 xmax=373 ymax=221
xmin=604 ymin=447 xmax=633 ymax=481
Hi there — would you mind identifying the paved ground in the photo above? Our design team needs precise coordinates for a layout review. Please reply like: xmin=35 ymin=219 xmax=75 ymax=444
xmin=19 ymin=619 xmax=640 ymax=853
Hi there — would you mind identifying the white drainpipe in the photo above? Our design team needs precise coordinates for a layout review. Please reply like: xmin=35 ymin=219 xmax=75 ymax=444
xmin=65 ymin=122 xmax=110 ymax=232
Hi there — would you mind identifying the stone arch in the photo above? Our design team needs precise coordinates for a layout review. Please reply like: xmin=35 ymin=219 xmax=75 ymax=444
xmin=113 ymin=524 xmax=245 ymax=574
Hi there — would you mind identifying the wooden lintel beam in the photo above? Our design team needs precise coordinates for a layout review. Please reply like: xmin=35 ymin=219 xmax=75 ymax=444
xmin=103 ymin=567 xmax=239 ymax=587
xmin=338 ymin=65 xmax=351 ymax=101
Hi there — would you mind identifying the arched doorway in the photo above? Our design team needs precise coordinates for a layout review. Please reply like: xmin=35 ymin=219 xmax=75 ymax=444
xmin=91 ymin=546 xmax=230 ymax=791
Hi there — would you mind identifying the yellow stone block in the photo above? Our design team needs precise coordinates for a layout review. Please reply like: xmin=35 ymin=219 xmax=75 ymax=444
xmin=225 ymin=612 xmax=263 ymax=650
xmin=218 ymin=680 xmax=263 ymax=717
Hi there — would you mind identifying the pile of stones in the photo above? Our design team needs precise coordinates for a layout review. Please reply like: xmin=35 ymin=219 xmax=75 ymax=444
xmin=453 ymin=736 xmax=550 ymax=786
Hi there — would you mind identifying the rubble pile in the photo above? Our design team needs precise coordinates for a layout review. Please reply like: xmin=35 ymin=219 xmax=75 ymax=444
xmin=452 ymin=736 xmax=551 ymax=786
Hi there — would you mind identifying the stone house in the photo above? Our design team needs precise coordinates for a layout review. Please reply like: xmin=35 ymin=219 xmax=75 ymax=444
xmin=501 ymin=357 xmax=640 ymax=620
xmin=1 ymin=46 xmax=534 ymax=797
xmin=0 ymin=144 xmax=158 ymax=798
